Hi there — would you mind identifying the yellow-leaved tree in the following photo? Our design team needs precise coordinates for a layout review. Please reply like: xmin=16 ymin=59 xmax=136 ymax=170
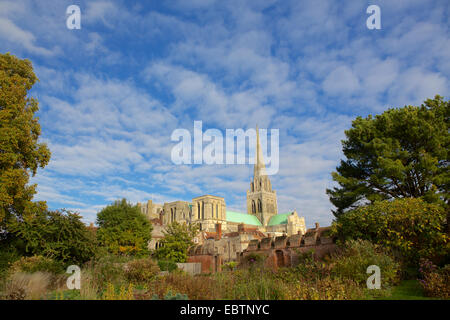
xmin=0 ymin=53 xmax=51 ymax=226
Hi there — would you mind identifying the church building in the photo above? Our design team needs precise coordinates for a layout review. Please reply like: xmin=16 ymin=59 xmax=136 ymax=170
xmin=138 ymin=126 xmax=306 ymax=249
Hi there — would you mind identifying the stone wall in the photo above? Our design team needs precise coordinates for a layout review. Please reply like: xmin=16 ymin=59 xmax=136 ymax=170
xmin=240 ymin=227 xmax=336 ymax=271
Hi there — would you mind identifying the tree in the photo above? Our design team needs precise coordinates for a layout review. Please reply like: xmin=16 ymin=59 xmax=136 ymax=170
xmin=96 ymin=199 xmax=152 ymax=256
xmin=7 ymin=209 xmax=97 ymax=264
xmin=327 ymin=95 xmax=449 ymax=217
xmin=0 ymin=53 xmax=51 ymax=225
xmin=155 ymin=221 xmax=199 ymax=263
xmin=332 ymin=198 xmax=449 ymax=265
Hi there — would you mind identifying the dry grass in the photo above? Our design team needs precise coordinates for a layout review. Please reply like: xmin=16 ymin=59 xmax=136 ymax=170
xmin=3 ymin=272 xmax=52 ymax=300
xmin=79 ymin=271 xmax=100 ymax=300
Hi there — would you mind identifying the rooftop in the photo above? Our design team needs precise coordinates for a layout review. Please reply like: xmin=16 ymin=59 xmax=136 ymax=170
xmin=267 ymin=212 xmax=294 ymax=226
xmin=226 ymin=211 xmax=262 ymax=226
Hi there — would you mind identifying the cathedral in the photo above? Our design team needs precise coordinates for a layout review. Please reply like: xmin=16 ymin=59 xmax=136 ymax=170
xmin=138 ymin=126 xmax=306 ymax=249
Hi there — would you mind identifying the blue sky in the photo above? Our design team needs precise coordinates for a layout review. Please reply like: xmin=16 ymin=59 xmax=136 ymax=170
xmin=1 ymin=0 xmax=448 ymax=227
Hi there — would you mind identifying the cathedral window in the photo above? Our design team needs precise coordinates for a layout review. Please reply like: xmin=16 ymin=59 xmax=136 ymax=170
xmin=202 ymin=201 xmax=205 ymax=220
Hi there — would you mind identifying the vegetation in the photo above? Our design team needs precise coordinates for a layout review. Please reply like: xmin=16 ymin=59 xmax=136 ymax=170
xmin=332 ymin=198 xmax=449 ymax=265
xmin=418 ymin=259 xmax=450 ymax=299
xmin=331 ymin=239 xmax=400 ymax=288
xmin=155 ymin=221 xmax=199 ymax=263
xmin=124 ymin=258 xmax=160 ymax=284
xmin=9 ymin=256 xmax=64 ymax=275
xmin=7 ymin=209 xmax=97 ymax=265
xmin=327 ymin=95 xmax=449 ymax=217
xmin=96 ymin=199 xmax=152 ymax=256
xmin=0 ymin=53 xmax=51 ymax=226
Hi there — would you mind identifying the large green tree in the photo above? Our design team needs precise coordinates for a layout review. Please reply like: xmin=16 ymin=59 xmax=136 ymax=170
xmin=327 ymin=95 xmax=449 ymax=217
xmin=155 ymin=221 xmax=199 ymax=263
xmin=96 ymin=199 xmax=153 ymax=256
xmin=0 ymin=53 xmax=51 ymax=225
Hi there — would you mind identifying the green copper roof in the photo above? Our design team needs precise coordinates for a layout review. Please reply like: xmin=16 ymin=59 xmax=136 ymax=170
xmin=226 ymin=211 xmax=262 ymax=226
xmin=267 ymin=212 xmax=293 ymax=226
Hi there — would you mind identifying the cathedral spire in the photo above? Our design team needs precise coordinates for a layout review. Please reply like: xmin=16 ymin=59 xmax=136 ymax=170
xmin=254 ymin=125 xmax=267 ymax=177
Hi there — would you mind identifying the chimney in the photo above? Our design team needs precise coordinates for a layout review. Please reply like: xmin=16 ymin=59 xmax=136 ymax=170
xmin=216 ymin=223 xmax=222 ymax=240
xmin=315 ymin=222 xmax=320 ymax=230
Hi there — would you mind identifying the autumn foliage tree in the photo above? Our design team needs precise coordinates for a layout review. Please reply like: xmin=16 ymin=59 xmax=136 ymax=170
xmin=0 ymin=53 xmax=51 ymax=226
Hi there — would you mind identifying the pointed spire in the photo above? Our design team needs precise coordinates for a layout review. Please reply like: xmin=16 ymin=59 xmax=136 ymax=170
xmin=254 ymin=124 xmax=267 ymax=178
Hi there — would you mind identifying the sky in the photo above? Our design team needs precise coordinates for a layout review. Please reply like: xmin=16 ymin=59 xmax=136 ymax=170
xmin=0 ymin=0 xmax=449 ymax=228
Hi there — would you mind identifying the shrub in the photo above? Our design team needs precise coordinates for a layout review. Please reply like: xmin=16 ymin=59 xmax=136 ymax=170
xmin=242 ymin=253 xmax=265 ymax=269
xmin=418 ymin=259 xmax=450 ymax=299
xmin=83 ymin=255 xmax=129 ymax=292
xmin=333 ymin=198 xmax=448 ymax=265
xmin=158 ymin=260 xmax=178 ymax=272
xmin=0 ymin=247 xmax=21 ymax=279
xmin=331 ymin=239 xmax=400 ymax=288
xmin=10 ymin=256 xmax=64 ymax=275
xmin=223 ymin=261 xmax=237 ymax=271
xmin=7 ymin=209 xmax=97 ymax=264
xmin=125 ymin=258 xmax=160 ymax=283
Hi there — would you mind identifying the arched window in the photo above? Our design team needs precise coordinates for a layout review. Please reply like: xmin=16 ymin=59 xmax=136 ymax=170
xmin=216 ymin=204 xmax=219 ymax=218
xmin=202 ymin=202 xmax=204 ymax=220
xmin=198 ymin=203 xmax=201 ymax=219
xmin=258 ymin=199 xmax=262 ymax=213
xmin=174 ymin=208 xmax=176 ymax=221
xmin=252 ymin=200 xmax=256 ymax=214
xmin=170 ymin=208 xmax=174 ymax=222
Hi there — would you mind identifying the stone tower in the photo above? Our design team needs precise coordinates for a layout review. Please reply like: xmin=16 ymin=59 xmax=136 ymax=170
xmin=247 ymin=125 xmax=278 ymax=226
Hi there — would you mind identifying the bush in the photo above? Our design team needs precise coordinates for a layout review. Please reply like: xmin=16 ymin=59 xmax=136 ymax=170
xmin=331 ymin=239 xmax=400 ymax=288
xmin=418 ymin=259 xmax=450 ymax=299
xmin=242 ymin=253 xmax=265 ymax=269
xmin=125 ymin=258 xmax=160 ymax=283
xmin=7 ymin=209 xmax=97 ymax=265
xmin=83 ymin=255 xmax=130 ymax=292
xmin=10 ymin=256 xmax=64 ymax=275
xmin=0 ymin=247 xmax=21 ymax=279
xmin=158 ymin=260 xmax=178 ymax=272
xmin=333 ymin=198 xmax=448 ymax=265
xmin=223 ymin=261 xmax=237 ymax=271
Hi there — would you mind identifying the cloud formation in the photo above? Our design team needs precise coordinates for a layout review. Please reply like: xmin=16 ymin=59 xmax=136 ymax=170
xmin=1 ymin=0 xmax=448 ymax=227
